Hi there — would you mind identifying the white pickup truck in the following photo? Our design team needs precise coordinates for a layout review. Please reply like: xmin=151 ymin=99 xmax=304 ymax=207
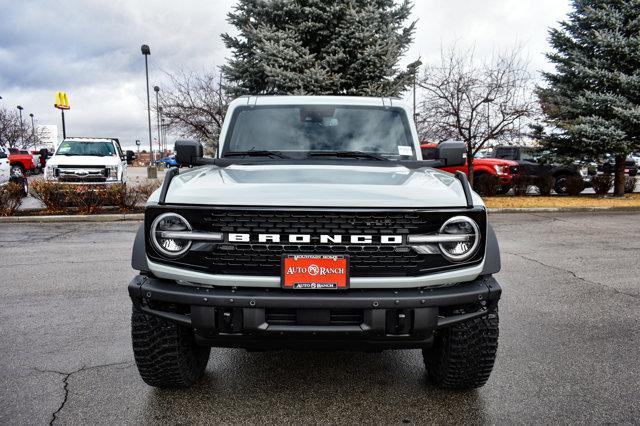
xmin=44 ymin=137 xmax=128 ymax=184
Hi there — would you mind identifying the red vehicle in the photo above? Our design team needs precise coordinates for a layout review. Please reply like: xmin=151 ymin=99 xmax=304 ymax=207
xmin=0 ymin=147 xmax=37 ymax=175
xmin=421 ymin=143 xmax=519 ymax=193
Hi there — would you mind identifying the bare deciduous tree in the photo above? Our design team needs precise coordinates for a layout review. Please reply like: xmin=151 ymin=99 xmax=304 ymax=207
xmin=0 ymin=107 xmax=46 ymax=149
xmin=158 ymin=69 xmax=231 ymax=152
xmin=417 ymin=46 xmax=536 ymax=184
xmin=0 ymin=108 xmax=22 ymax=148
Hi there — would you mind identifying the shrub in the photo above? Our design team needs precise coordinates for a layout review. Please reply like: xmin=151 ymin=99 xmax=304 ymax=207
xmin=511 ymin=175 xmax=531 ymax=196
xmin=533 ymin=176 xmax=556 ymax=196
xmin=30 ymin=180 xmax=69 ymax=213
xmin=475 ymin=174 xmax=500 ymax=196
xmin=624 ymin=176 xmax=637 ymax=194
xmin=591 ymin=174 xmax=613 ymax=196
xmin=117 ymin=180 xmax=161 ymax=211
xmin=565 ymin=176 xmax=586 ymax=196
xmin=30 ymin=181 xmax=161 ymax=214
xmin=0 ymin=183 xmax=24 ymax=216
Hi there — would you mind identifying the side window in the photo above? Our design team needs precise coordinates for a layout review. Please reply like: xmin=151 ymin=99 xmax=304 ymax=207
xmin=494 ymin=148 xmax=513 ymax=159
xmin=114 ymin=142 xmax=124 ymax=158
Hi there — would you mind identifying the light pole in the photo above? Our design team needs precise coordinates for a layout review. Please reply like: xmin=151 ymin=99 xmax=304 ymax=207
xmin=0 ymin=96 xmax=3 ymax=145
xmin=16 ymin=105 xmax=24 ymax=146
xmin=29 ymin=113 xmax=35 ymax=137
xmin=141 ymin=44 xmax=155 ymax=175
xmin=153 ymin=86 xmax=161 ymax=156
xmin=161 ymin=116 xmax=166 ymax=152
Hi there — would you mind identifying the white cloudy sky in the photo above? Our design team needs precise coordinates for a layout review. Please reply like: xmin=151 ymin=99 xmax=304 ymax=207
xmin=0 ymin=0 xmax=571 ymax=148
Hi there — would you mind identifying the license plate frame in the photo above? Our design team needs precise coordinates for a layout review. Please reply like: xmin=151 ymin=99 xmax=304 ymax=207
xmin=281 ymin=254 xmax=349 ymax=290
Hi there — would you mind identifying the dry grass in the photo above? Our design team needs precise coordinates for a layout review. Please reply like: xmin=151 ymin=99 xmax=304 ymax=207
xmin=484 ymin=193 xmax=640 ymax=209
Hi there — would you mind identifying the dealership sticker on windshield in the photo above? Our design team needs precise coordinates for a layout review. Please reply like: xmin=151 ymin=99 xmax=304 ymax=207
xmin=398 ymin=146 xmax=413 ymax=156
xmin=282 ymin=254 xmax=349 ymax=289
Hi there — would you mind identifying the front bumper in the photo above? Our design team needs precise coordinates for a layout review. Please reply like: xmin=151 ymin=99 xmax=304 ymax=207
xmin=129 ymin=274 xmax=501 ymax=350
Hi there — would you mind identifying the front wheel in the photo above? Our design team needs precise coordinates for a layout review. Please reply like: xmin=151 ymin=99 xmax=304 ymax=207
xmin=423 ymin=311 xmax=499 ymax=389
xmin=554 ymin=174 xmax=569 ymax=195
xmin=131 ymin=304 xmax=210 ymax=388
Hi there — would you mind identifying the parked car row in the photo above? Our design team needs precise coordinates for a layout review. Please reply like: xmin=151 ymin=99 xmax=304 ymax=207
xmin=422 ymin=142 xmax=638 ymax=195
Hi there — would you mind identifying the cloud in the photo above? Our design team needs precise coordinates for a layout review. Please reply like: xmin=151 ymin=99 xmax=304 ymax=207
xmin=0 ymin=0 xmax=570 ymax=146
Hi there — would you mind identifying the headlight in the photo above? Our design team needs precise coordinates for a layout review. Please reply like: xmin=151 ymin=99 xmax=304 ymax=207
xmin=44 ymin=165 xmax=55 ymax=180
xmin=106 ymin=166 xmax=119 ymax=181
xmin=150 ymin=213 xmax=192 ymax=257
xmin=437 ymin=216 xmax=481 ymax=262
xmin=493 ymin=165 xmax=508 ymax=175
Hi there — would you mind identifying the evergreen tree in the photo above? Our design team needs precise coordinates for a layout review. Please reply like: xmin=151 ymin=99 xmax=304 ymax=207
xmin=538 ymin=0 xmax=640 ymax=195
xmin=221 ymin=0 xmax=420 ymax=97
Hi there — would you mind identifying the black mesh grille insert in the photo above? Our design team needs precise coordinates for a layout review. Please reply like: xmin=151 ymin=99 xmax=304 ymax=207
xmin=145 ymin=207 xmax=486 ymax=277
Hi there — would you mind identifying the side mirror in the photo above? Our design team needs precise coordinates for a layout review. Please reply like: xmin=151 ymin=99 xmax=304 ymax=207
xmin=125 ymin=150 xmax=135 ymax=163
xmin=436 ymin=140 xmax=466 ymax=167
xmin=0 ymin=151 xmax=7 ymax=159
xmin=421 ymin=147 xmax=438 ymax=160
xmin=175 ymin=139 xmax=203 ymax=167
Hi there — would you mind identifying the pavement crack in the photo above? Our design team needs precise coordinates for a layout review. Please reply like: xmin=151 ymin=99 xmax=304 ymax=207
xmin=504 ymin=251 xmax=639 ymax=301
xmin=33 ymin=361 xmax=131 ymax=425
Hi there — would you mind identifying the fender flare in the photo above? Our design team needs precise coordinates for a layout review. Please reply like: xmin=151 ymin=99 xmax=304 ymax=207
xmin=481 ymin=222 xmax=501 ymax=275
xmin=131 ymin=224 xmax=150 ymax=272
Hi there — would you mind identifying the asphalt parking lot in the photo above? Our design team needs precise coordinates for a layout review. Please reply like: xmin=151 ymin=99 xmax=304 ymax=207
xmin=1 ymin=212 xmax=639 ymax=424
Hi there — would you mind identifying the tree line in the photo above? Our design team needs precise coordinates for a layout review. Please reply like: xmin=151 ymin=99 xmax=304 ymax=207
xmin=158 ymin=0 xmax=639 ymax=195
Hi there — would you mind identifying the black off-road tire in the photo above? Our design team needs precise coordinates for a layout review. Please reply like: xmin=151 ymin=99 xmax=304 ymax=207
xmin=131 ymin=304 xmax=210 ymax=388
xmin=554 ymin=174 xmax=569 ymax=195
xmin=423 ymin=311 xmax=499 ymax=389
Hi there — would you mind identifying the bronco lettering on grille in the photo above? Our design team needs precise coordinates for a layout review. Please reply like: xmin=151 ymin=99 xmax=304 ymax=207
xmin=227 ymin=233 xmax=403 ymax=244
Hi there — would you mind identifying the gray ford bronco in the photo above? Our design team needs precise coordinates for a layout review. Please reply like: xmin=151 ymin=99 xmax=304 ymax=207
xmin=129 ymin=96 xmax=502 ymax=389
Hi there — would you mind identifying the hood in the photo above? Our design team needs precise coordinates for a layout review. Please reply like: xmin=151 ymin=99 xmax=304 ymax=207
xmin=47 ymin=154 xmax=121 ymax=167
xmin=474 ymin=158 xmax=518 ymax=166
xmin=151 ymin=164 xmax=482 ymax=208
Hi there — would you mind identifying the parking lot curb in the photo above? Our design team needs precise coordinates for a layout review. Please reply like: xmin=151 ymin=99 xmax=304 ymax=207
xmin=488 ymin=206 xmax=640 ymax=213
xmin=0 ymin=213 xmax=144 ymax=223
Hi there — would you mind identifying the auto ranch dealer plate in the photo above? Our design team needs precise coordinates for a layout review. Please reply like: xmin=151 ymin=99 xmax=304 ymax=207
xmin=281 ymin=254 xmax=349 ymax=290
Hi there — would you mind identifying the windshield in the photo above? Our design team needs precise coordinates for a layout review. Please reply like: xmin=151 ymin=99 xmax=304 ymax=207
xmin=56 ymin=141 xmax=117 ymax=157
xmin=223 ymin=105 xmax=415 ymax=159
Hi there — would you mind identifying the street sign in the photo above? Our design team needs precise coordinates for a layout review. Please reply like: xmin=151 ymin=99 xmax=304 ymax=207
xmin=54 ymin=91 xmax=70 ymax=110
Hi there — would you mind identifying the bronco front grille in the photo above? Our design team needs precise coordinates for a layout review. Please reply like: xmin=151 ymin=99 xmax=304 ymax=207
xmin=145 ymin=207 xmax=486 ymax=277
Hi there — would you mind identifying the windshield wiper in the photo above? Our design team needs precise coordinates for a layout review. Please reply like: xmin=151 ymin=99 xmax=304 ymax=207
xmin=223 ymin=150 xmax=289 ymax=159
xmin=308 ymin=151 xmax=389 ymax=161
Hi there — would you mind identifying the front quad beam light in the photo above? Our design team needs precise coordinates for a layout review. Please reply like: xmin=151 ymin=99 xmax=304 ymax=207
xmin=407 ymin=234 xmax=473 ymax=243
xmin=408 ymin=216 xmax=481 ymax=262
xmin=158 ymin=231 xmax=223 ymax=242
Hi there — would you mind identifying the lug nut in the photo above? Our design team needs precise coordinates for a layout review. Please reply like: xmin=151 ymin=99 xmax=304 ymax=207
xmin=249 ymin=300 xmax=256 ymax=306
